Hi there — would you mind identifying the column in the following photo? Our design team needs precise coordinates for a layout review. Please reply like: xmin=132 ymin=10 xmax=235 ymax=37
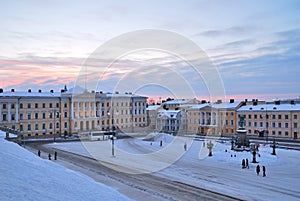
xmin=83 ymin=102 xmax=86 ymax=118
xmin=94 ymin=101 xmax=96 ymax=117
xmin=71 ymin=100 xmax=74 ymax=119
xmin=77 ymin=102 xmax=80 ymax=118
xmin=16 ymin=102 xmax=19 ymax=122
xmin=8 ymin=103 xmax=11 ymax=123
xmin=205 ymin=112 xmax=207 ymax=125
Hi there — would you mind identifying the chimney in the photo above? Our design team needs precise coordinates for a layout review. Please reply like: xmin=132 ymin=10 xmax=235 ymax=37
xmin=217 ymin=99 xmax=222 ymax=104
xmin=0 ymin=88 xmax=3 ymax=93
xmin=115 ymin=91 xmax=119 ymax=94
xmin=91 ymin=90 xmax=95 ymax=93
xmin=60 ymin=89 xmax=65 ymax=93
xmin=11 ymin=89 xmax=15 ymax=92
xmin=275 ymin=100 xmax=280 ymax=105
xmin=201 ymin=100 xmax=207 ymax=104
xmin=230 ymin=99 xmax=234 ymax=103
xmin=28 ymin=89 xmax=32 ymax=93
xmin=245 ymin=99 xmax=248 ymax=102
xmin=253 ymin=101 xmax=257 ymax=106
xmin=50 ymin=90 xmax=54 ymax=93
xmin=291 ymin=100 xmax=295 ymax=105
xmin=100 ymin=91 xmax=103 ymax=94
xmin=38 ymin=89 xmax=42 ymax=93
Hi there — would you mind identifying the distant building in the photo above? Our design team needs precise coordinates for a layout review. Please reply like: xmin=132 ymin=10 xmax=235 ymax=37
xmin=0 ymin=88 xmax=148 ymax=137
xmin=156 ymin=110 xmax=181 ymax=134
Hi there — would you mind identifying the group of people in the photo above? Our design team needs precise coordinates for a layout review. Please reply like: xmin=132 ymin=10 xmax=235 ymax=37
xmin=256 ymin=165 xmax=266 ymax=177
xmin=37 ymin=150 xmax=58 ymax=160
xmin=242 ymin=158 xmax=267 ymax=177
xmin=242 ymin=158 xmax=249 ymax=169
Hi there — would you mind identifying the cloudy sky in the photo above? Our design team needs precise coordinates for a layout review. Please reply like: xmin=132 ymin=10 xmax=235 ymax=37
xmin=1 ymin=0 xmax=299 ymax=101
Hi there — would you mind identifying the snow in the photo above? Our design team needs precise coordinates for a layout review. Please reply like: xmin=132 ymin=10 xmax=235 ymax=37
xmin=49 ymin=133 xmax=300 ymax=201
xmin=238 ymin=103 xmax=300 ymax=111
xmin=0 ymin=131 xmax=132 ymax=201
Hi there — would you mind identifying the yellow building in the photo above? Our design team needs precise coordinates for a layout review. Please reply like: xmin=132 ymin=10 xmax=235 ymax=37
xmin=237 ymin=100 xmax=300 ymax=139
xmin=0 ymin=88 xmax=148 ymax=138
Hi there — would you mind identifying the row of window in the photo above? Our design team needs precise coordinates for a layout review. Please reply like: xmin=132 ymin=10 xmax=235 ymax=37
xmin=1 ymin=111 xmax=68 ymax=121
xmin=246 ymin=121 xmax=297 ymax=129
xmin=248 ymin=129 xmax=295 ymax=136
xmin=19 ymin=122 xmax=68 ymax=132
xmin=1 ymin=102 xmax=68 ymax=109
xmin=245 ymin=114 xmax=298 ymax=120
xmin=74 ymin=101 xmax=146 ymax=108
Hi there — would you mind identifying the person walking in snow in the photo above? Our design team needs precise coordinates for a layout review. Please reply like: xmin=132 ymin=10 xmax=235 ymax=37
xmin=246 ymin=158 xmax=249 ymax=169
xmin=48 ymin=153 xmax=51 ymax=160
xmin=262 ymin=166 xmax=266 ymax=177
xmin=184 ymin=142 xmax=187 ymax=151
xmin=54 ymin=151 xmax=57 ymax=160
xmin=256 ymin=165 xmax=260 ymax=175
xmin=242 ymin=159 xmax=245 ymax=169
xmin=38 ymin=150 xmax=41 ymax=157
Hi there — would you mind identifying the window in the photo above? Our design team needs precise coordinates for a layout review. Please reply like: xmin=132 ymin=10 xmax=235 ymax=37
xmin=285 ymin=123 xmax=289 ymax=128
xmin=11 ymin=114 xmax=15 ymax=121
xmin=64 ymin=111 xmax=67 ymax=118
xmin=230 ymin=120 xmax=234 ymax=126
xmin=2 ymin=104 xmax=6 ymax=109
xmin=266 ymin=122 xmax=269 ymax=128
xmin=35 ymin=113 xmax=38 ymax=119
xmin=272 ymin=115 xmax=275 ymax=119
xmin=27 ymin=113 xmax=31 ymax=120
xmin=35 ymin=103 xmax=38 ymax=108
xmin=107 ymin=102 xmax=109 ymax=107
xmin=278 ymin=115 xmax=282 ymax=119
xmin=272 ymin=131 xmax=275 ymax=135
xmin=278 ymin=122 xmax=282 ymax=128
xmin=254 ymin=122 xmax=257 ymax=127
xmin=248 ymin=122 xmax=251 ymax=127
xmin=49 ymin=112 xmax=53 ymax=118
xmin=225 ymin=120 xmax=228 ymax=125
xmin=64 ymin=102 xmax=67 ymax=108
xmin=254 ymin=114 xmax=257 ymax=119
xmin=49 ymin=123 xmax=53 ymax=129
xmin=28 ymin=103 xmax=31 ymax=109
xmin=294 ymin=114 xmax=297 ymax=119
xmin=294 ymin=123 xmax=298 ymax=129
xmin=42 ymin=123 xmax=46 ymax=130
xmin=285 ymin=131 xmax=289 ymax=136
xmin=20 ymin=113 xmax=23 ymax=120
xmin=20 ymin=103 xmax=23 ymax=109
xmin=20 ymin=125 xmax=23 ymax=132
xmin=35 ymin=124 xmax=38 ymax=131
xmin=42 ymin=113 xmax=46 ymax=119
xmin=42 ymin=103 xmax=46 ymax=108
xmin=56 ymin=122 xmax=59 ymax=128
xmin=11 ymin=104 xmax=15 ymax=109
xmin=285 ymin=115 xmax=289 ymax=120
xmin=272 ymin=122 xmax=275 ymax=128
xmin=248 ymin=115 xmax=251 ymax=119
xmin=260 ymin=122 xmax=263 ymax=127
xmin=266 ymin=114 xmax=269 ymax=119
xmin=64 ymin=122 xmax=67 ymax=128
xmin=248 ymin=130 xmax=251 ymax=134
xmin=28 ymin=124 xmax=31 ymax=131
xmin=278 ymin=131 xmax=282 ymax=136
xmin=2 ymin=114 xmax=7 ymax=121
xmin=49 ymin=103 xmax=52 ymax=108
xmin=56 ymin=103 xmax=59 ymax=108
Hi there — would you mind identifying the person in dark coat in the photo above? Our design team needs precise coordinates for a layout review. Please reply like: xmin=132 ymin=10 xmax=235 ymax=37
xmin=246 ymin=158 xmax=249 ymax=169
xmin=48 ymin=153 xmax=52 ymax=160
xmin=38 ymin=150 xmax=41 ymax=157
xmin=242 ymin=159 xmax=245 ymax=169
xmin=256 ymin=165 xmax=260 ymax=175
xmin=54 ymin=151 xmax=57 ymax=160
xmin=262 ymin=166 xmax=266 ymax=177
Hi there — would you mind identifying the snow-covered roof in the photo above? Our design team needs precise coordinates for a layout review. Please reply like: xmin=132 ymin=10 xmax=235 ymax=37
xmin=146 ymin=105 xmax=161 ymax=111
xmin=157 ymin=110 xmax=181 ymax=118
xmin=0 ymin=91 xmax=61 ymax=98
xmin=238 ymin=103 xmax=300 ymax=112
xmin=188 ymin=103 xmax=210 ymax=110
xmin=106 ymin=93 xmax=147 ymax=98
xmin=212 ymin=102 xmax=241 ymax=109
xmin=163 ymin=99 xmax=194 ymax=105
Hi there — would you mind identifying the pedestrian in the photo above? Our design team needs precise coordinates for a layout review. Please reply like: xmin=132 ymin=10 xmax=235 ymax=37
xmin=256 ymin=165 xmax=260 ymax=175
xmin=246 ymin=158 xmax=249 ymax=169
xmin=54 ymin=151 xmax=57 ymax=160
xmin=38 ymin=150 xmax=41 ymax=157
xmin=184 ymin=142 xmax=187 ymax=151
xmin=242 ymin=159 xmax=245 ymax=169
xmin=262 ymin=166 xmax=266 ymax=177
xmin=160 ymin=140 xmax=163 ymax=147
xmin=48 ymin=153 xmax=52 ymax=160
xmin=203 ymin=141 xmax=205 ymax=147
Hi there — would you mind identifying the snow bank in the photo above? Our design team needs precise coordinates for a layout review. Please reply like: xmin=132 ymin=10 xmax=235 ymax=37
xmin=0 ymin=131 xmax=132 ymax=201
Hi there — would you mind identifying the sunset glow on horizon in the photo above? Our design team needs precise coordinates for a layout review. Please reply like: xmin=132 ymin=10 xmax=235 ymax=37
xmin=1 ymin=0 xmax=299 ymax=101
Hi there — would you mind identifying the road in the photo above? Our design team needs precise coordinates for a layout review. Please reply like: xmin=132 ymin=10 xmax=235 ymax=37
xmin=27 ymin=142 xmax=242 ymax=201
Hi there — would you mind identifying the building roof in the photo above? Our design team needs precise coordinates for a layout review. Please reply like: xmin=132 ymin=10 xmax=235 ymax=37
xmin=146 ymin=105 xmax=161 ymax=111
xmin=163 ymin=99 xmax=195 ymax=105
xmin=212 ymin=102 xmax=241 ymax=109
xmin=237 ymin=103 xmax=300 ymax=112
xmin=157 ymin=110 xmax=181 ymax=118
xmin=0 ymin=91 xmax=61 ymax=98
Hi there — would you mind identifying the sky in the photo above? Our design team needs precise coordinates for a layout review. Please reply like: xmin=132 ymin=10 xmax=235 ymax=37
xmin=1 ymin=0 xmax=300 ymax=101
